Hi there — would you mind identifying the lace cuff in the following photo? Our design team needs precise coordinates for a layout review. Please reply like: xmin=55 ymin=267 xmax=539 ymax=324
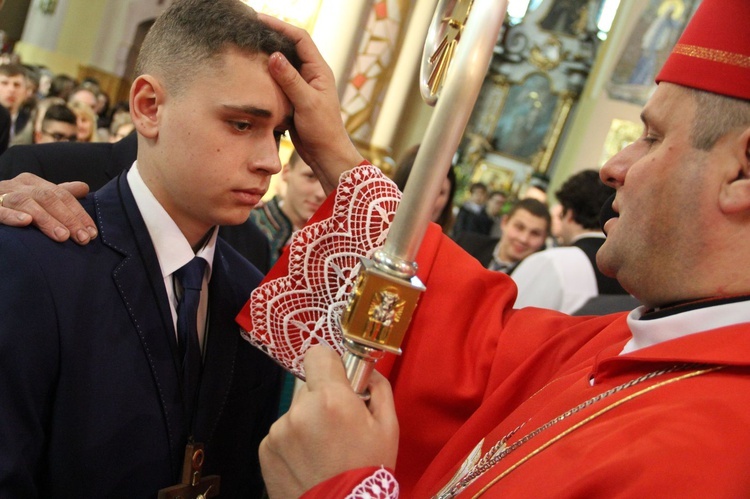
xmin=239 ymin=164 xmax=401 ymax=378
xmin=345 ymin=467 xmax=399 ymax=499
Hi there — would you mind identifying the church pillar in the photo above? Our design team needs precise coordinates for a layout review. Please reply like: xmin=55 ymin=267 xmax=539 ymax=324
xmin=339 ymin=0 xmax=417 ymax=174
xmin=370 ymin=0 xmax=436 ymax=164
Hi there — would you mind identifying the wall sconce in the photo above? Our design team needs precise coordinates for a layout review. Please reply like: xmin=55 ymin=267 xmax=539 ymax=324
xmin=39 ymin=0 xmax=58 ymax=15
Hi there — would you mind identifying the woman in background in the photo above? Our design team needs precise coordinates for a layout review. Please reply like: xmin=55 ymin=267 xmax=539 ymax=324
xmin=69 ymin=101 xmax=102 ymax=143
xmin=393 ymin=144 xmax=457 ymax=234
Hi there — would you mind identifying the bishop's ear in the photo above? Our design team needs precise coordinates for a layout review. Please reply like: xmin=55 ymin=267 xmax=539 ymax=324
xmin=719 ymin=126 xmax=750 ymax=214
xmin=129 ymin=75 xmax=164 ymax=140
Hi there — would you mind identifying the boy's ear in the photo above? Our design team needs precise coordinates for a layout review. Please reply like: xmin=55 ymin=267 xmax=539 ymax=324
xmin=129 ymin=75 xmax=164 ymax=140
xmin=719 ymin=126 xmax=750 ymax=215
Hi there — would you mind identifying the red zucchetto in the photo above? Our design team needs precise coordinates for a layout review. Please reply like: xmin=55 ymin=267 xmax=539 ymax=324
xmin=656 ymin=0 xmax=750 ymax=101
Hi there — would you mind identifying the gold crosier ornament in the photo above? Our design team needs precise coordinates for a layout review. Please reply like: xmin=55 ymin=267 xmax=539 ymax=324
xmin=341 ymin=0 xmax=508 ymax=396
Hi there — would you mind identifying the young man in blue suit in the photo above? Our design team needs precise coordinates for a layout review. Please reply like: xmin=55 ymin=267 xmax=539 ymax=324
xmin=0 ymin=0 xmax=301 ymax=496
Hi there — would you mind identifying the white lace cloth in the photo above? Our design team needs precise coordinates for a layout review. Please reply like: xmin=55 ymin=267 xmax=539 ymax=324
xmin=240 ymin=165 xmax=401 ymax=379
xmin=345 ymin=467 xmax=399 ymax=499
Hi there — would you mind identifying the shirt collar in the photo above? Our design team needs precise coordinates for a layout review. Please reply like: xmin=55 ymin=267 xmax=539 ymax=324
xmin=126 ymin=162 xmax=218 ymax=280
xmin=570 ymin=232 xmax=606 ymax=243
xmin=620 ymin=299 xmax=750 ymax=354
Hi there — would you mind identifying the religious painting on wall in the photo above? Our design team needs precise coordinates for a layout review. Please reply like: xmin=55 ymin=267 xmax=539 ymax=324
xmin=492 ymin=73 xmax=560 ymax=166
xmin=457 ymin=0 xmax=611 ymax=190
xmin=538 ymin=0 xmax=597 ymax=37
xmin=606 ymin=0 xmax=701 ymax=105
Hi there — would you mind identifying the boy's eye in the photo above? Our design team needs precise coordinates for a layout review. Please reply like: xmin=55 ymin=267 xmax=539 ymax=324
xmin=233 ymin=121 xmax=251 ymax=132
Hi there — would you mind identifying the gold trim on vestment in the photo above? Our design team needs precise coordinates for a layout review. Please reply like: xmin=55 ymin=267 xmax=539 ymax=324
xmin=672 ymin=44 xmax=750 ymax=68
xmin=470 ymin=365 xmax=725 ymax=498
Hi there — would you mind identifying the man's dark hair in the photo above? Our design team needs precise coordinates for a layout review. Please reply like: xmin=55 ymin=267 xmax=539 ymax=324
xmin=393 ymin=144 xmax=457 ymax=231
xmin=555 ymin=169 xmax=613 ymax=230
xmin=42 ymin=103 xmax=77 ymax=126
xmin=136 ymin=0 xmax=301 ymax=97
xmin=48 ymin=74 xmax=76 ymax=100
xmin=507 ymin=198 xmax=551 ymax=232
xmin=0 ymin=63 xmax=26 ymax=78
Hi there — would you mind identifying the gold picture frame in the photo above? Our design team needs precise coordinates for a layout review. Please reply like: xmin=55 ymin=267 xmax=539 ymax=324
xmin=470 ymin=155 xmax=532 ymax=196
xmin=489 ymin=72 xmax=574 ymax=175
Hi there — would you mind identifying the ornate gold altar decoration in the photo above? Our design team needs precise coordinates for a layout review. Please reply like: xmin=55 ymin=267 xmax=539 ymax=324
xmin=600 ymin=118 xmax=642 ymax=164
xmin=459 ymin=0 xmax=611 ymax=186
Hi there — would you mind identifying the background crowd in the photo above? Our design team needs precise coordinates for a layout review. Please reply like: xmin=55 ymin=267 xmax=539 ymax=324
xmin=0 ymin=59 xmax=133 ymax=156
xmin=0 ymin=49 xmax=638 ymax=317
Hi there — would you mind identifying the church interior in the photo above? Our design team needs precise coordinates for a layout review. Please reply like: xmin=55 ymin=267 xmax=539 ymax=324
xmin=0 ymin=0 xmax=697 ymax=204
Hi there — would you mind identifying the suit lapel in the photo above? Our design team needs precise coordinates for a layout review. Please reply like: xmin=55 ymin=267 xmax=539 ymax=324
xmin=94 ymin=174 xmax=187 ymax=473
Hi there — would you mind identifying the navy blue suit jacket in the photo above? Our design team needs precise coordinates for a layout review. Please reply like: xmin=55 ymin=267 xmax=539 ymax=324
xmin=0 ymin=173 xmax=282 ymax=497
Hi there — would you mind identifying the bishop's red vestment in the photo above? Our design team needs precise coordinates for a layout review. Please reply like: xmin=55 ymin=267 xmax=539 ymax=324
xmin=239 ymin=165 xmax=750 ymax=498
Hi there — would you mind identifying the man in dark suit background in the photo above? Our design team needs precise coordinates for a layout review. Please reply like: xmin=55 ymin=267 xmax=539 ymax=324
xmin=0 ymin=130 xmax=272 ymax=272
xmin=454 ymin=197 xmax=550 ymax=274
xmin=0 ymin=0 xmax=300 ymax=496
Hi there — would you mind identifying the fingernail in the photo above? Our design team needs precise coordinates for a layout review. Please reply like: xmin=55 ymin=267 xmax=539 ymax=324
xmin=87 ymin=226 xmax=98 ymax=238
xmin=270 ymin=52 xmax=288 ymax=68
xmin=76 ymin=229 xmax=91 ymax=243
xmin=54 ymin=226 xmax=69 ymax=240
xmin=15 ymin=213 xmax=30 ymax=222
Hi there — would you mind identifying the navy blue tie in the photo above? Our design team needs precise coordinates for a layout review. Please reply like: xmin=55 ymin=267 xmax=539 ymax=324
xmin=175 ymin=257 xmax=207 ymax=419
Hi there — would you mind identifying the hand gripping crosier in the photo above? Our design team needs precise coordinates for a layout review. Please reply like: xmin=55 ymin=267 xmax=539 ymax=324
xmin=340 ymin=0 xmax=508 ymax=396
xmin=238 ymin=0 xmax=507 ymax=395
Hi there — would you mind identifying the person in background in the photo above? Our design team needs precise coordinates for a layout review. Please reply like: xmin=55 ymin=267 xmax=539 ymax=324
xmin=47 ymin=74 xmax=76 ymax=102
xmin=451 ymin=181 xmax=488 ymax=238
xmin=250 ymin=150 xmax=326 ymax=265
xmin=0 ymin=63 xmax=30 ymax=142
xmin=485 ymin=190 xmax=507 ymax=238
xmin=67 ymin=84 xmax=99 ymax=111
xmin=69 ymin=100 xmax=101 ymax=143
xmin=392 ymin=144 xmax=457 ymax=234
xmin=454 ymin=197 xmax=550 ymax=274
xmin=108 ymin=112 xmax=134 ymax=143
xmin=33 ymin=103 xmax=77 ymax=144
xmin=511 ymin=169 xmax=628 ymax=313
